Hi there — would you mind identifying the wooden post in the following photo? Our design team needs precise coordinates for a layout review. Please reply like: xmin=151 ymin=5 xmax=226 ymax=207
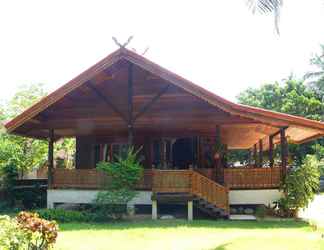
xmin=188 ymin=200 xmax=193 ymax=221
xmin=280 ymin=128 xmax=288 ymax=181
xmin=48 ymin=129 xmax=54 ymax=188
xmin=215 ymin=125 xmax=224 ymax=184
xmin=259 ymin=140 xmax=263 ymax=167
xmin=152 ymin=200 xmax=158 ymax=220
xmin=128 ymin=63 xmax=134 ymax=146
xmin=248 ymin=148 xmax=252 ymax=166
xmin=269 ymin=135 xmax=274 ymax=168
xmin=253 ymin=144 xmax=258 ymax=167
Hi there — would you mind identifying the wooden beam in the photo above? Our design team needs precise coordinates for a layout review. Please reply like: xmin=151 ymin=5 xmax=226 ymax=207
xmin=269 ymin=135 xmax=274 ymax=168
xmin=259 ymin=139 xmax=263 ymax=167
xmin=86 ymin=81 xmax=128 ymax=123
xmin=280 ymin=128 xmax=288 ymax=181
xmin=128 ymin=63 xmax=134 ymax=146
xmin=48 ymin=129 xmax=54 ymax=188
xmin=133 ymin=84 xmax=170 ymax=122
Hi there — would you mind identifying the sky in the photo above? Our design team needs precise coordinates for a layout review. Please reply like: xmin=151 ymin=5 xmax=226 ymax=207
xmin=0 ymin=0 xmax=324 ymax=102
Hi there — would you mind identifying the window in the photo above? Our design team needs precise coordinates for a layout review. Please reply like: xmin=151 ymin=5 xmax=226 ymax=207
xmin=93 ymin=143 xmax=128 ymax=167
xmin=152 ymin=137 xmax=197 ymax=169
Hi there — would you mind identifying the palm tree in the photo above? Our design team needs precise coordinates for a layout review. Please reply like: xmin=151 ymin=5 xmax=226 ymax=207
xmin=247 ymin=0 xmax=283 ymax=34
xmin=305 ymin=45 xmax=324 ymax=102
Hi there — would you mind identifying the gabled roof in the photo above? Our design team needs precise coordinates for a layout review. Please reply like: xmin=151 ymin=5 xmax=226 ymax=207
xmin=5 ymin=48 xmax=324 ymax=144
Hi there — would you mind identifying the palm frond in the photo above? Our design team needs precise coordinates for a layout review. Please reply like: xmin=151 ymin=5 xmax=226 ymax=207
xmin=246 ymin=0 xmax=283 ymax=34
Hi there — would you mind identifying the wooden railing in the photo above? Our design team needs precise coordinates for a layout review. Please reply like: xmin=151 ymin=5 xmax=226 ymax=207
xmin=52 ymin=169 xmax=153 ymax=190
xmin=52 ymin=167 xmax=281 ymax=191
xmin=191 ymin=170 xmax=229 ymax=213
xmin=152 ymin=170 xmax=191 ymax=193
xmin=224 ymin=167 xmax=281 ymax=189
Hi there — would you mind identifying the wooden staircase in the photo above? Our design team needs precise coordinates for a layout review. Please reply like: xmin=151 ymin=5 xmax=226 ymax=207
xmin=152 ymin=169 xmax=230 ymax=218
xmin=191 ymin=170 xmax=229 ymax=218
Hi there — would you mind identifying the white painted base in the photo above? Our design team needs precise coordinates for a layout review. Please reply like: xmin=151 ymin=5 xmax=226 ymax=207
xmin=229 ymin=189 xmax=283 ymax=206
xmin=47 ymin=189 xmax=152 ymax=209
xmin=47 ymin=189 xmax=283 ymax=209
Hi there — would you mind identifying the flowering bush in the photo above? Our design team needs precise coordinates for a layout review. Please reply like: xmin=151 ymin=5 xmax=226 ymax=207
xmin=0 ymin=212 xmax=58 ymax=250
xmin=0 ymin=215 xmax=26 ymax=250
xmin=17 ymin=211 xmax=58 ymax=249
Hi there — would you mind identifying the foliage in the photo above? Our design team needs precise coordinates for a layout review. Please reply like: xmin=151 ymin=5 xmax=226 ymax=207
xmin=36 ymin=209 xmax=102 ymax=223
xmin=0 ymin=215 xmax=26 ymax=250
xmin=0 ymin=212 xmax=58 ymax=250
xmin=1 ymin=161 xmax=19 ymax=207
xmin=94 ymin=190 xmax=131 ymax=220
xmin=0 ymin=84 xmax=48 ymax=176
xmin=95 ymin=147 xmax=143 ymax=219
xmin=255 ymin=205 xmax=267 ymax=219
xmin=246 ymin=0 xmax=283 ymax=34
xmin=17 ymin=186 xmax=47 ymax=210
xmin=0 ymin=83 xmax=76 ymax=180
xmin=96 ymin=147 xmax=144 ymax=190
xmin=17 ymin=211 xmax=58 ymax=250
xmin=277 ymin=155 xmax=320 ymax=217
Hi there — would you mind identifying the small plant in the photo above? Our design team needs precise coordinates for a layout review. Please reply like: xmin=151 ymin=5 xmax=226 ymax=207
xmin=278 ymin=155 xmax=320 ymax=217
xmin=95 ymin=147 xmax=143 ymax=220
xmin=96 ymin=147 xmax=143 ymax=190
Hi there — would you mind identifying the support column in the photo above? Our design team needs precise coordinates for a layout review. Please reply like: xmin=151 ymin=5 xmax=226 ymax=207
xmin=269 ymin=135 xmax=274 ymax=168
xmin=248 ymin=148 xmax=252 ymax=166
xmin=152 ymin=200 xmax=158 ymax=220
xmin=280 ymin=128 xmax=288 ymax=181
xmin=188 ymin=200 xmax=193 ymax=221
xmin=127 ymin=63 xmax=134 ymax=146
xmin=215 ymin=125 xmax=224 ymax=184
xmin=48 ymin=129 xmax=54 ymax=189
xmin=259 ymin=140 xmax=263 ymax=167
xmin=253 ymin=144 xmax=258 ymax=167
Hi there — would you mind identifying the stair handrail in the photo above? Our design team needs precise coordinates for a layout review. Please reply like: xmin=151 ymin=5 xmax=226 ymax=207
xmin=191 ymin=170 xmax=229 ymax=214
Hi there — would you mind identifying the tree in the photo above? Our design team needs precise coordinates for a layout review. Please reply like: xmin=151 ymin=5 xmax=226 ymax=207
xmin=237 ymin=79 xmax=324 ymax=164
xmin=0 ymin=84 xmax=48 ymax=175
xmin=0 ymin=83 xmax=75 ymax=176
xmin=305 ymin=44 xmax=324 ymax=104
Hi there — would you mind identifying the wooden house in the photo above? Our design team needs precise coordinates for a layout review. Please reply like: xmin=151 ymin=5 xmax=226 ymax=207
xmin=5 ymin=48 xmax=324 ymax=219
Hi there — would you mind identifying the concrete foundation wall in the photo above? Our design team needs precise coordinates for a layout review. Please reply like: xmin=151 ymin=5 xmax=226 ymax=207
xmin=47 ymin=189 xmax=152 ymax=209
xmin=229 ymin=189 xmax=282 ymax=205
xmin=47 ymin=189 xmax=282 ymax=208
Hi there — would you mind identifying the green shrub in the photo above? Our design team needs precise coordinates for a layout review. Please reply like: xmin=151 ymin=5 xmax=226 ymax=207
xmin=1 ymin=161 xmax=19 ymax=207
xmin=278 ymin=155 xmax=320 ymax=217
xmin=94 ymin=190 xmax=132 ymax=220
xmin=95 ymin=147 xmax=143 ymax=220
xmin=255 ymin=206 xmax=267 ymax=219
xmin=36 ymin=209 xmax=94 ymax=223
xmin=96 ymin=147 xmax=143 ymax=190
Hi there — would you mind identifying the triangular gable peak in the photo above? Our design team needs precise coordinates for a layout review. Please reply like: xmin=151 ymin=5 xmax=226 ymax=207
xmin=5 ymin=48 xmax=324 ymax=148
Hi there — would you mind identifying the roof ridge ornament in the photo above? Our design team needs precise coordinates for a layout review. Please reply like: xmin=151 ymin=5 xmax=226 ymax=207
xmin=112 ymin=36 xmax=149 ymax=56
xmin=112 ymin=36 xmax=133 ymax=49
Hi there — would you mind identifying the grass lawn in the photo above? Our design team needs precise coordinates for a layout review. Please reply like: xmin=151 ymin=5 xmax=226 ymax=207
xmin=56 ymin=220 xmax=324 ymax=250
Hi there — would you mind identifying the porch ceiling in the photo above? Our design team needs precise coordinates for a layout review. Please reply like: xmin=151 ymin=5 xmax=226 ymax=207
xmin=5 ymin=48 xmax=324 ymax=148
